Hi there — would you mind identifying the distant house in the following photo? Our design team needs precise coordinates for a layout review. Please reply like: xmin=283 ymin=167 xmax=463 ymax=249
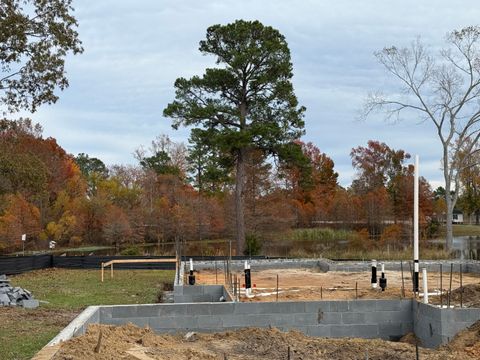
xmin=453 ymin=209 xmax=464 ymax=224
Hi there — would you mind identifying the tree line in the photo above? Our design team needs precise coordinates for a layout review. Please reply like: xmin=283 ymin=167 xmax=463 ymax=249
xmin=0 ymin=119 xmax=444 ymax=254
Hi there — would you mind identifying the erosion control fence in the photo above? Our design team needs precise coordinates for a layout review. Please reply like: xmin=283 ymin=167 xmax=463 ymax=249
xmin=0 ymin=254 xmax=271 ymax=275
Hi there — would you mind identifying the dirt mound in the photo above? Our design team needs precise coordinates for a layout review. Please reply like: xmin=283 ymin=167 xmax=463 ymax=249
xmin=450 ymin=284 xmax=480 ymax=307
xmin=445 ymin=320 xmax=480 ymax=358
xmin=51 ymin=323 xmax=473 ymax=360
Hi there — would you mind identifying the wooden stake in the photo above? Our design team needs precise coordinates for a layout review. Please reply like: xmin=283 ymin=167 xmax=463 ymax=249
xmin=287 ymin=345 xmax=291 ymax=360
xmin=94 ymin=330 xmax=103 ymax=353
xmin=101 ymin=263 xmax=104 ymax=283
xmin=321 ymin=286 xmax=323 ymax=300
xmin=276 ymin=274 xmax=279 ymax=302
xmin=355 ymin=281 xmax=358 ymax=299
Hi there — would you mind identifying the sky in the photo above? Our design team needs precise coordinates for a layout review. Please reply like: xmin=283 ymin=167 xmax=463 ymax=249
xmin=29 ymin=0 xmax=480 ymax=188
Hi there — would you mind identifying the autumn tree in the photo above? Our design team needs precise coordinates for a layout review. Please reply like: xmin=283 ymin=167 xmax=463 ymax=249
xmin=364 ymin=26 xmax=480 ymax=249
xmin=164 ymin=20 xmax=305 ymax=253
xmin=0 ymin=0 xmax=83 ymax=113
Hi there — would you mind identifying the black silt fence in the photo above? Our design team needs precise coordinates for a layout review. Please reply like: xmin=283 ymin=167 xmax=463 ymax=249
xmin=0 ymin=254 xmax=52 ymax=275
xmin=52 ymin=256 xmax=177 ymax=270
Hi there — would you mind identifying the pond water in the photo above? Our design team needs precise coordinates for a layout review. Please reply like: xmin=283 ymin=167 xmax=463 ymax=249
xmin=429 ymin=236 xmax=480 ymax=260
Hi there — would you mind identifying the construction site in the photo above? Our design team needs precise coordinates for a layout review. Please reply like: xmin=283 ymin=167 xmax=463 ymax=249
xmin=29 ymin=257 xmax=480 ymax=360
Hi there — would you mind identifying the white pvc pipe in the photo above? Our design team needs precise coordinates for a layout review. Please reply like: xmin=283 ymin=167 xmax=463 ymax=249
xmin=414 ymin=155 xmax=420 ymax=292
xmin=371 ymin=259 xmax=377 ymax=289
xmin=381 ymin=263 xmax=385 ymax=274
xmin=189 ymin=258 xmax=193 ymax=272
xmin=422 ymin=268 xmax=428 ymax=304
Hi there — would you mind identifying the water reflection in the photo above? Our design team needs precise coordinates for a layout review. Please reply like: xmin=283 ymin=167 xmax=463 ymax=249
xmin=430 ymin=236 xmax=480 ymax=260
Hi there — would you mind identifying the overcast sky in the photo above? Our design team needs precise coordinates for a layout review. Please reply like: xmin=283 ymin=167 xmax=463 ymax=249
xmin=31 ymin=0 xmax=480 ymax=188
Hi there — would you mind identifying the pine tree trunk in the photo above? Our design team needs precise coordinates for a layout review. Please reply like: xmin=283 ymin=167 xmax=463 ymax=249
xmin=235 ymin=148 xmax=246 ymax=255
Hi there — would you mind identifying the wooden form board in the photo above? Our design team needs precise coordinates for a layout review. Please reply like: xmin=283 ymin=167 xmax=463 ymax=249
xmin=100 ymin=258 xmax=177 ymax=282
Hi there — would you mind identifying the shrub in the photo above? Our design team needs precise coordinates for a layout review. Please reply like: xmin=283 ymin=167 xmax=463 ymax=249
xmin=244 ymin=233 xmax=262 ymax=256
xmin=120 ymin=245 xmax=141 ymax=256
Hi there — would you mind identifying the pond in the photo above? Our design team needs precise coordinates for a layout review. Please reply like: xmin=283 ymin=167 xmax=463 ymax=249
xmin=429 ymin=236 xmax=480 ymax=260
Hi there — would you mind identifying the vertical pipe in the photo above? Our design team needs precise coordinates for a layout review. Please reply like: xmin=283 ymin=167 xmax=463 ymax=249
xmin=413 ymin=155 xmax=419 ymax=293
xmin=440 ymin=264 xmax=443 ymax=307
xmin=321 ymin=286 xmax=323 ymax=299
xmin=371 ymin=259 xmax=378 ymax=289
xmin=460 ymin=264 xmax=463 ymax=308
xmin=400 ymin=261 xmax=405 ymax=298
xmin=422 ymin=268 xmax=428 ymax=304
xmin=448 ymin=263 xmax=453 ymax=307
xmin=215 ymin=259 xmax=218 ymax=285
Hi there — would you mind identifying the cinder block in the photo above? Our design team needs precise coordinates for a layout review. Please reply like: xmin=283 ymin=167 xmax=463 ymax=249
xmin=149 ymin=316 xmax=181 ymax=329
xmin=182 ymin=285 xmax=204 ymax=295
xmin=330 ymin=301 xmax=349 ymax=312
xmin=306 ymin=325 xmax=331 ymax=337
xmin=379 ymin=323 xmax=403 ymax=337
xmin=349 ymin=300 xmax=376 ymax=312
xmin=264 ymin=302 xmax=305 ymax=314
xmin=330 ymin=324 xmax=378 ymax=338
xmin=106 ymin=317 xmax=149 ymax=327
xmin=112 ymin=305 xmax=137 ymax=318
xmin=136 ymin=305 xmax=161 ymax=317
xmin=99 ymin=307 xmax=113 ymax=322
xmin=293 ymin=313 xmax=318 ymax=326
xmin=197 ymin=315 xmax=223 ymax=329
xmin=160 ymin=304 xmax=188 ymax=316
xmin=375 ymin=300 xmax=401 ymax=311
xmin=20 ymin=299 xmax=39 ymax=309
xmin=186 ymin=303 xmax=214 ymax=315
xmin=319 ymin=311 xmax=341 ymax=324
xmin=342 ymin=312 xmax=365 ymax=324
xmin=234 ymin=302 xmax=261 ymax=314
xmin=209 ymin=303 xmax=235 ymax=315
xmin=305 ymin=301 xmax=332 ymax=313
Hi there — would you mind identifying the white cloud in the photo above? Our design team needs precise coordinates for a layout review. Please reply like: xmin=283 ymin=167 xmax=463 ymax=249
xmin=29 ymin=0 xmax=480 ymax=188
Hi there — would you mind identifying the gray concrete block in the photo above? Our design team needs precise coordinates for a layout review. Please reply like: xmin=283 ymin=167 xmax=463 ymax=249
xmin=342 ymin=312 xmax=365 ymax=324
xmin=262 ymin=302 xmax=306 ymax=314
xmin=209 ymin=303 xmax=235 ymax=315
xmin=197 ymin=315 xmax=223 ymax=328
xmin=330 ymin=301 xmax=349 ymax=312
xmin=349 ymin=300 xmax=376 ymax=312
xmin=318 ymin=311 xmax=341 ymax=324
xmin=19 ymin=299 xmax=39 ymax=308
xmin=375 ymin=299 xmax=401 ymax=311
xmin=293 ymin=313 xmax=318 ymax=326
xmin=234 ymin=302 xmax=261 ymax=314
xmin=160 ymin=304 xmax=188 ymax=316
xmin=379 ymin=322 xmax=403 ymax=336
xmin=182 ymin=285 xmax=204 ymax=295
xmin=191 ymin=294 xmax=215 ymax=302
xmin=186 ymin=303 xmax=213 ymax=315
xmin=306 ymin=325 xmax=331 ymax=337
xmin=112 ymin=305 xmax=138 ymax=318
xmin=305 ymin=301 xmax=332 ymax=313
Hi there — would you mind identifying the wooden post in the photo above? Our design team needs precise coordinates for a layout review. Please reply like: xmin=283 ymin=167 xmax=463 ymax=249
xmin=111 ymin=263 xmax=114 ymax=279
xmin=355 ymin=281 xmax=358 ymax=299
xmin=276 ymin=274 xmax=279 ymax=302
xmin=101 ymin=263 xmax=104 ymax=283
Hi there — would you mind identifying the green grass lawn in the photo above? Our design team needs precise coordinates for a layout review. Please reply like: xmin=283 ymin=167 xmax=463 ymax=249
xmin=0 ymin=268 xmax=175 ymax=360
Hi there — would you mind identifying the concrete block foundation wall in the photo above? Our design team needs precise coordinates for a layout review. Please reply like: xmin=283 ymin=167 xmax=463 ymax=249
xmin=97 ymin=300 xmax=413 ymax=340
xmin=173 ymin=285 xmax=232 ymax=303
xmin=45 ymin=299 xmax=480 ymax=350
xmin=414 ymin=301 xmax=480 ymax=348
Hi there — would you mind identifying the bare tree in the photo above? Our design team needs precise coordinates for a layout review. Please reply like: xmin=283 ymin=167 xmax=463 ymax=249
xmin=363 ymin=26 xmax=480 ymax=250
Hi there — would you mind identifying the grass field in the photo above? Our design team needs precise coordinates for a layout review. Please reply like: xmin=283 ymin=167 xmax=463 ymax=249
xmin=0 ymin=268 xmax=175 ymax=360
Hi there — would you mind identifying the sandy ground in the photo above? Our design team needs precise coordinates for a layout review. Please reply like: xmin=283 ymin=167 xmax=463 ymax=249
xmin=50 ymin=322 xmax=480 ymax=360
xmin=195 ymin=268 xmax=480 ymax=302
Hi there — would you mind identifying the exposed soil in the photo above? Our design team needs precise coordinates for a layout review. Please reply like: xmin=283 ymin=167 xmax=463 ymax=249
xmin=195 ymin=268 xmax=480 ymax=303
xmin=429 ymin=283 xmax=480 ymax=308
xmin=51 ymin=322 xmax=478 ymax=360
